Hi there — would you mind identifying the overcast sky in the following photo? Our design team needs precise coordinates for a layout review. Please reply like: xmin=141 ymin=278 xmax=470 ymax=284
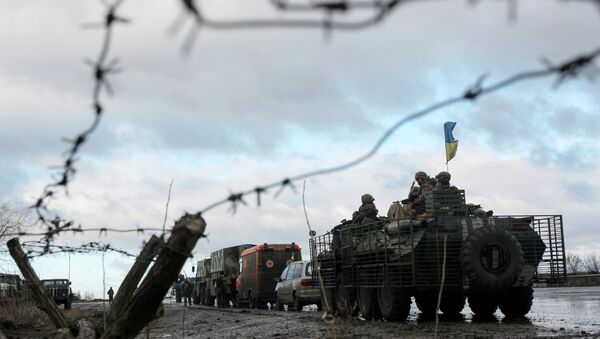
xmin=1 ymin=0 xmax=599 ymax=297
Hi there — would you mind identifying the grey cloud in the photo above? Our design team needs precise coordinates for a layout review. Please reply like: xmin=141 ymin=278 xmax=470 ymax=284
xmin=563 ymin=182 xmax=599 ymax=202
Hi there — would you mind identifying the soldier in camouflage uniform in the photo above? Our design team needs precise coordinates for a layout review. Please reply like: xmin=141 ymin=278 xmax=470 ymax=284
xmin=411 ymin=171 xmax=436 ymax=214
xmin=434 ymin=171 xmax=457 ymax=190
xmin=352 ymin=194 xmax=378 ymax=224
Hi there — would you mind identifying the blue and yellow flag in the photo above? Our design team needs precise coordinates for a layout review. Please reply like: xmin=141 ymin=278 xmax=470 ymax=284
xmin=444 ymin=121 xmax=458 ymax=163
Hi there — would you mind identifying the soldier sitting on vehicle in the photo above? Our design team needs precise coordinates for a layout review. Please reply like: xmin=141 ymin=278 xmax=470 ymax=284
xmin=467 ymin=203 xmax=494 ymax=217
xmin=405 ymin=171 xmax=436 ymax=215
xmin=352 ymin=194 xmax=378 ymax=224
xmin=433 ymin=171 xmax=458 ymax=191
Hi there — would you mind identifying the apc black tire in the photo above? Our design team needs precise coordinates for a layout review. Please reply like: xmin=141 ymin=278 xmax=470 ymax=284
xmin=292 ymin=294 xmax=303 ymax=312
xmin=275 ymin=296 xmax=284 ymax=311
xmin=415 ymin=292 xmax=437 ymax=319
xmin=192 ymin=294 xmax=200 ymax=305
xmin=440 ymin=291 xmax=465 ymax=318
xmin=335 ymin=276 xmax=356 ymax=318
xmin=468 ymin=294 xmax=498 ymax=317
xmin=377 ymin=284 xmax=410 ymax=321
xmin=461 ymin=227 xmax=524 ymax=291
xmin=207 ymin=296 xmax=216 ymax=307
xmin=358 ymin=288 xmax=381 ymax=320
xmin=499 ymin=286 xmax=533 ymax=318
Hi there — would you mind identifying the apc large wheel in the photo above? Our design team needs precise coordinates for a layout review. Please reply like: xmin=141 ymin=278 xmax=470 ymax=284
xmin=468 ymin=293 xmax=498 ymax=317
xmin=358 ymin=288 xmax=381 ymax=320
xmin=335 ymin=276 xmax=356 ymax=318
xmin=440 ymin=291 xmax=465 ymax=318
xmin=377 ymin=284 xmax=410 ymax=321
xmin=461 ymin=227 xmax=524 ymax=291
xmin=415 ymin=292 xmax=437 ymax=319
xmin=292 ymin=293 xmax=303 ymax=312
xmin=499 ymin=286 xmax=533 ymax=318
xmin=275 ymin=295 xmax=284 ymax=311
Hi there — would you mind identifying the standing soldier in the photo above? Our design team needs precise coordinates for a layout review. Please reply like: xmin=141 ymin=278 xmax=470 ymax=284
xmin=107 ymin=287 xmax=114 ymax=304
xmin=182 ymin=279 xmax=192 ymax=307
xmin=216 ymin=273 xmax=226 ymax=308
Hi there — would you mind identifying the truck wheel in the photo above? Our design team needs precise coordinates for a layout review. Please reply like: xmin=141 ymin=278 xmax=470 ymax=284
xmin=292 ymin=294 xmax=303 ymax=312
xmin=498 ymin=286 xmax=533 ymax=318
xmin=358 ymin=288 xmax=381 ymax=320
xmin=377 ymin=284 xmax=410 ymax=321
xmin=415 ymin=292 xmax=437 ymax=319
xmin=335 ymin=276 xmax=356 ymax=318
xmin=461 ymin=227 xmax=524 ymax=291
xmin=321 ymin=288 xmax=336 ymax=314
xmin=468 ymin=293 xmax=498 ymax=318
xmin=275 ymin=296 xmax=284 ymax=311
xmin=440 ymin=291 xmax=465 ymax=318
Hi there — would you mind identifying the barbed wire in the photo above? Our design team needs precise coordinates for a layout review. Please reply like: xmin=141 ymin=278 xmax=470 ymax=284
xmin=30 ymin=0 xmax=130 ymax=246
xmin=19 ymin=240 xmax=137 ymax=260
xmin=25 ymin=0 xmax=600 ymax=247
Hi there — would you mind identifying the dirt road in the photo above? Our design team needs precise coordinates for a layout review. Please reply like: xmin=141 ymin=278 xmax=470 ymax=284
xmin=138 ymin=286 xmax=600 ymax=338
xmin=4 ymin=287 xmax=599 ymax=338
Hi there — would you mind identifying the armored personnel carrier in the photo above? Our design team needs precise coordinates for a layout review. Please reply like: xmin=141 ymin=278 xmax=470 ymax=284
xmin=313 ymin=186 xmax=566 ymax=320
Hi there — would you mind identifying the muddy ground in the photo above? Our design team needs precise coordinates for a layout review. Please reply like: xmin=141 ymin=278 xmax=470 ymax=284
xmin=138 ymin=286 xmax=600 ymax=338
xmin=3 ymin=286 xmax=600 ymax=338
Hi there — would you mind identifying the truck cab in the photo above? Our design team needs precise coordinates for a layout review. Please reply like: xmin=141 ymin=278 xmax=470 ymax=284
xmin=236 ymin=243 xmax=302 ymax=308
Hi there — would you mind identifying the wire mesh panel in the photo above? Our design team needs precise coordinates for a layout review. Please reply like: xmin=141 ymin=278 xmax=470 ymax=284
xmin=312 ymin=231 xmax=336 ymax=288
xmin=495 ymin=215 xmax=566 ymax=284
xmin=313 ymin=214 xmax=567 ymax=292
xmin=425 ymin=190 xmax=468 ymax=217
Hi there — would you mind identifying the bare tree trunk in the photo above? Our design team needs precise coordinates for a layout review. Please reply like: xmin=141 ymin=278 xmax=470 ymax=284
xmin=101 ymin=213 xmax=205 ymax=339
xmin=7 ymin=238 xmax=70 ymax=329
xmin=107 ymin=234 xmax=162 ymax=324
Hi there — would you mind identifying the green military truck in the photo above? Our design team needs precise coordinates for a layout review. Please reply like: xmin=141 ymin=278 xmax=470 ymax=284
xmin=192 ymin=258 xmax=211 ymax=305
xmin=236 ymin=243 xmax=302 ymax=308
xmin=192 ymin=244 xmax=255 ymax=307
xmin=313 ymin=186 xmax=566 ymax=320
xmin=41 ymin=279 xmax=73 ymax=309
xmin=0 ymin=274 xmax=22 ymax=300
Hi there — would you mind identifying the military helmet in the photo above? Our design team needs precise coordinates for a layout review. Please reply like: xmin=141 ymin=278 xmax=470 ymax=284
xmin=436 ymin=171 xmax=451 ymax=180
xmin=361 ymin=193 xmax=375 ymax=203
xmin=415 ymin=171 xmax=428 ymax=180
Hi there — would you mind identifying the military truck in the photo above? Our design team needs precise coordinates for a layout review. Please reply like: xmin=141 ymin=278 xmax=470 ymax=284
xmin=313 ymin=186 xmax=566 ymax=320
xmin=192 ymin=258 xmax=211 ymax=305
xmin=41 ymin=279 xmax=73 ymax=309
xmin=192 ymin=244 xmax=255 ymax=307
xmin=236 ymin=243 xmax=302 ymax=308
xmin=0 ymin=274 xmax=22 ymax=300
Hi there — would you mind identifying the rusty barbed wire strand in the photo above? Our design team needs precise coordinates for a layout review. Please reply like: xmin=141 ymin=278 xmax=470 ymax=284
xmin=24 ymin=0 xmax=600 ymax=246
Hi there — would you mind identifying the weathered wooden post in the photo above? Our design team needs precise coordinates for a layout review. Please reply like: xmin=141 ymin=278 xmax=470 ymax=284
xmin=107 ymin=234 xmax=162 ymax=324
xmin=7 ymin=238 xmax=70 ymax=329
xmin=102 ymin=213 xmax=206 ymax=339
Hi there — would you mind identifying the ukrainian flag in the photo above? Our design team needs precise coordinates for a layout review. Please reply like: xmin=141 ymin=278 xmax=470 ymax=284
xmin=444 ymin=121 xmax=458 ymax=163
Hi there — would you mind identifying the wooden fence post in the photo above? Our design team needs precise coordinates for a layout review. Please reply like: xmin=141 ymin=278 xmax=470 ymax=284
xmin=107 ymin=234 xmax=162 ymax=325
xmin=7 ymin=238 xmax=70 ymax=329
xmin=101 ymin=213 xmax=206 ymax=339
